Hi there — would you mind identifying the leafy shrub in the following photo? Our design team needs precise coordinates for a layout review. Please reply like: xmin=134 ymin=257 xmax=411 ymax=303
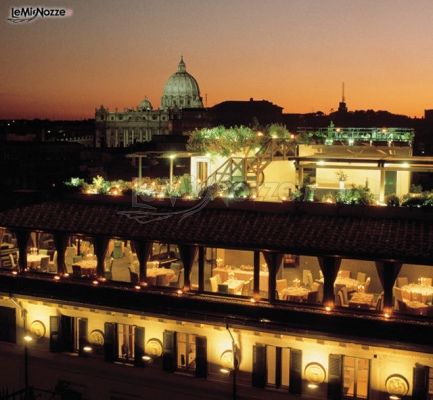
xmin=386 ymin=195 xmax=400 ymax=207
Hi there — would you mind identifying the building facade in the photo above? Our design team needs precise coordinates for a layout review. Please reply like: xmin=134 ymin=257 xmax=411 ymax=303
xmin=95 ymin=58 xmax=205 ymax=148
xmin=0 ymin=196 xmax=433 ymax=399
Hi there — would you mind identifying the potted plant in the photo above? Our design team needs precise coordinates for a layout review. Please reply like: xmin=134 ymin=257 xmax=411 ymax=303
xmin=336 ymin=170 xmax=348 ymax=189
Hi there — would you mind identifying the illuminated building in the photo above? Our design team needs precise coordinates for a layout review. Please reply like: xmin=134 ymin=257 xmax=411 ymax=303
xmin=95 ymin=57 xmax=204 ymax=148
xmin=0 ymin=195 xmax=432 ymax=399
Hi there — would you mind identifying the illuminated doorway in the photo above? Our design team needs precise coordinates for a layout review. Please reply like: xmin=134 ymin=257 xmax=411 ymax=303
xmin=343 ymin=356 xmax=369 ymax=399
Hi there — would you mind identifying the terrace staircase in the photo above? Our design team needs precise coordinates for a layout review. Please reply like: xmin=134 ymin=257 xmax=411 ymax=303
xmin=199 ymin=139 xmax=297 ymax=196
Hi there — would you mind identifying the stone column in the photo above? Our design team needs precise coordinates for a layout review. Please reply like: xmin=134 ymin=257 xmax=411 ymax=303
xmin=375 ymin=261 xmax=402 ymax=312
xmin=263 ymin=251 xmax=283 ymax=302
xmin=318 ymin=256 xmax=342 ymax=307
xmin=15 ymin=230 xmax=30 ymax=273
xmin=178 ymin=245 xmax=198 ymax=292
xmin=133 ymin=240 xmax=152 ymax=282
xmin=54 ymin=233 xmax=69 ymax=275
xmin=94 ymin=236 xmax=109 ymax=279
xmin=253 ymin=251 xmax=261 ymax=298
xmin=198 ymin=247 xmax=205 ymax=292
xmin=379 ymin=161 xmax=385 ymax=203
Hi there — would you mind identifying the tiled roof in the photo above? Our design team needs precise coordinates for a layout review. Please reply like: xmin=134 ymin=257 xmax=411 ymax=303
xmin=1 ymin=196 xmax=433 ymax=264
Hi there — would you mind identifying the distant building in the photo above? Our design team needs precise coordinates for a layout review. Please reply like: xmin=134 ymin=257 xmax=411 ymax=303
xmin=209 ymin=98 xmax=284 ymax=127
xmin=95 ymin=57 xmax=205 ymax=148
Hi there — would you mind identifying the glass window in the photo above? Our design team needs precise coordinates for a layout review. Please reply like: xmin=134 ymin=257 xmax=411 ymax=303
xmin=197 ymin=162 xmax=208 ymax=183
xmin=117 ymin=324 xmax=135 ymax=362
xmin=177 ymin=333 xmax=196 ymax=372
xmin=343 ymin=356 xmax=369 ymax=399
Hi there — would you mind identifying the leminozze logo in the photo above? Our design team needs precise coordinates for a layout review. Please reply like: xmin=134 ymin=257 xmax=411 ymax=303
xmin=7 ymin=6 xmax=73 ymax=23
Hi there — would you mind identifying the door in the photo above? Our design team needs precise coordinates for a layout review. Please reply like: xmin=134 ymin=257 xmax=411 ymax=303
xmin=195 ymin=336 xmax=207 ymax=378
xmin=343 ymin=356 xmax=370 ymax=399
xmin=60 ymin=315 xmax=74 ymax=353
xmin=104 ymin=322 xmax=117 ymax=362
xmin=265 ymin=346 xmax=292 ymax=389
xmin=412 ymin=364 xmax=430 ymax=400
xmin=0 ymin=306 xmax=16 ymax=343
xmin=384 ymin=171 xmax=397 ymax=196
xmin=162 ymin=330 xmax=176 ymax=372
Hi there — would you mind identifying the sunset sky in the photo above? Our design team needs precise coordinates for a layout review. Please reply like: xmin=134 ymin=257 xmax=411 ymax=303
xmin=1 ymin=0 xmax=433 ymax=119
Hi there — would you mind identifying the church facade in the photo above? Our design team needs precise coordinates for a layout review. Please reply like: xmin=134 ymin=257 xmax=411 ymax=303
xmin=95 ymin=57 xmax=204 ymax=148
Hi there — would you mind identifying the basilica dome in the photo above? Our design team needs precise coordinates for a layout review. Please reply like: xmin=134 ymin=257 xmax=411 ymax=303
xmin=137 ymin=96 xmax=153 ymax=111
xmin=161 ymin=57 xmax=204 ymax=110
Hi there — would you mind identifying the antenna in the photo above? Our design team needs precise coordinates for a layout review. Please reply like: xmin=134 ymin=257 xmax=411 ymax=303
xmin=342 ymin=82 xmax=345 ymax=102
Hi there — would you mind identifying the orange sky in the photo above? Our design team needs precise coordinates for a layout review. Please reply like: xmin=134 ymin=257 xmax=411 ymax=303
xmin=1 ymin=0 xmax=433 ymax=119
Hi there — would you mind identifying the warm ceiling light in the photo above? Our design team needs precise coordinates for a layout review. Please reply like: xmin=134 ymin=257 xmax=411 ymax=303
xmin=142 ymin=355 xmax=152 ymax=362
xmin=83 ymin=345 xmax=92 ymax=352
xmin=308 ymin=383 xmax=319 ymax=389
xmin=135 ymin=285 xmax=141 ymax=290
xmin=400 ymin=162 xmax=410 ymax=168
xmin=169 ymin=154 xmax=176 ymax=160
xmin=325 ymin=306 xmax=332 ymax=312
xmin=23 ymin=335 xmax=32 ymax=343
xmin=12 ymin=271 xmax=18 ymax=275
xmin=63 ymin=273 xmax=70 ymax=278
xmin=317 ymin=160 xmax=325 ymax=166
xmin=220 ymin=368 xmax=231 ymax=375
xmin=249 ymin=298 xmax=256 ymax=303
xmin=54 ymin=275 xmax=61 ymax=281
xmin=92 ymin=280 xmax=99 ymax=285
xmin=177 ymin=289 xmax=183 ymax=295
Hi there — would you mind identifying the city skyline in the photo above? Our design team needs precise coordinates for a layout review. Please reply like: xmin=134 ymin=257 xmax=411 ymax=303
xmin=2 ymin=0 xmax=433 ymax=119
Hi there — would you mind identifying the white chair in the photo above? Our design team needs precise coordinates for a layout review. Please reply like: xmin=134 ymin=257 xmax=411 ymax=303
xmin=364 ymin=277 xmax=371 ymax=292
xmin=39 ymin=256 xmax=49 ymax=272
xmin=393 ymin=287 xmax=403 ymax=309
xmin=337 ymin=290 xmax=349 ymax=307
xmin=209 ymin=276 xmax=218 ymax=292
xmin=339 ymin=270 xmax=350 ymax=278
xmin=241 ymin=278 xmax=253 ymax=296
xmin=276 ymin=279 xmax=288 ymax=298
xmin=396 ymin=276 xmax=408 ymax=288
xmin=315 ymin=282 xmax=324 ymax=303
xmin=8 ymin=253 xmax=16 ymax=269
xmin=421 ymin=277 xmax=432 ymax=286
xmin=302 ymin=270 xmax=314 ymax=288
xmin=48 ymin=251 xmax=57 ymax=273
xmin=111 ymin=264 xmax=132 ymax=283
xmin=341 ymin=286 xmax=349 ymax=305
xmin=356 ymin=272 xmax=366 ymax=283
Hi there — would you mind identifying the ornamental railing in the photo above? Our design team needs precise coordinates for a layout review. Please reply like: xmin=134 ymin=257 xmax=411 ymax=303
xmin=296 ymin=127 xmax=414 ymax=145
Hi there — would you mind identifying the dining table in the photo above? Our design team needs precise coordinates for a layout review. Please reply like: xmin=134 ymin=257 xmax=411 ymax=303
xmin=146 ymin=267 xmax=175 ymax=286
xmin=27 ymin=254 xmax=50 ymax=269
xmin=401 ymin=284 xmax=433 ymax=304
xmin=281 ymin=286 xmax=310 ymax=302
xmin=73 ymin=258 xmax=97 ymax=277
xmin=317 ymin=277 xmax=360 ymax=292
xmin=349 ymin=292 xmax=375 ymax=309
xmin=222 ymin=279 xmax=244 ymax=295
xmin=213 ymin=266 xmax=269 ymax=291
